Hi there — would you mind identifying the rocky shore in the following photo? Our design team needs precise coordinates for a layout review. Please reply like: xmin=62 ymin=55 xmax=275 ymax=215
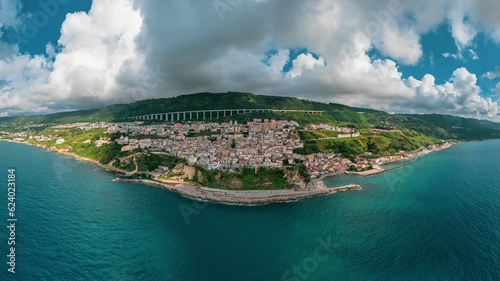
xmin=113 ymin=178 xmax=361 ymax=205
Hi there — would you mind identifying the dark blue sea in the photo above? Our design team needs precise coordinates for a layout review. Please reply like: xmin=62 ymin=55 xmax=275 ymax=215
xmin=0 ymin=140 xmax=499 ymax=280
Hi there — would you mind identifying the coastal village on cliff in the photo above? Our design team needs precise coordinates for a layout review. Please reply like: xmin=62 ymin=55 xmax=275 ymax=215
xmin=1 ymin=117 xmax=452 ymax=189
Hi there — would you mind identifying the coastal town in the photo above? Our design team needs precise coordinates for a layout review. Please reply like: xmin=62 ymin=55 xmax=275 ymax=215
xmin=0 ymin=118 xmax=452 ymax=182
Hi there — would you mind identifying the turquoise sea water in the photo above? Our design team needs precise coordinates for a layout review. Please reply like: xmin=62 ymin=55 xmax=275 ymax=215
xmin=0 ymin=140 xmax=499 ymax=280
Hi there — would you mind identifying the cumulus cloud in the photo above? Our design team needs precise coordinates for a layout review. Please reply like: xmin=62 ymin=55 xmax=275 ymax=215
xmin=0 ymin=53 xmax=52 ymax=114
xmin=285 ymin=53 xmax=325 ymax=79
xmin=48 ymin=0 xmax=144 ymax=106
xmin=402 ymin=68 xmax=499 ymax=118
xmin=0 ymin=0 xmax=499 ymax=121
xmin=378 ymin=28 xmax=423 ymax=65
xmin=268 ymin=49 xmax=290 ymax=74
xmin=0 ymin=0 xmax=145 ymax=114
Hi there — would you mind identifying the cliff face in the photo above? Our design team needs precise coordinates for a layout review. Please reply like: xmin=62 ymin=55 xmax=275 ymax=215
xmin=167 ymin=163 xmax=250 ymax=189
xmin=216 ymin=177 xmax=244 ymax=189
xmin=169 ymin=163 xmax=197 ymax=181
xmin=306 ymin=179 xmax=328 ymax=191
xmin=167 ymin=163 xmax=311 ymax=190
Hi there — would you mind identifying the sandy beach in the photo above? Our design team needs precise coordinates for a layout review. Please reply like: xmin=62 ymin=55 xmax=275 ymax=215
xmin=348 ymin=163 xmax=412 ymax=177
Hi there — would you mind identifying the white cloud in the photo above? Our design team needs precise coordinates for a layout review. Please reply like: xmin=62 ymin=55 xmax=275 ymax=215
xmin=0 ymin=0 xmax=499 ymax=121
xmin=0 ymin=0 xmax=23 ymax=36
xmin=482 ymin=66 xmax=500 ymax=80
xmin=442 ymin=52 xmax=457 ymax=59
xmin=268 ymin=49 xmax=290 ymax=73
xmin=377 ymin=28 xmax=422 ymax=65
xmin=49 ymin=0 xmax=144 ymax=104
xmin=0 ymin=53 xmax=52 ymax=114
xmin=467 ymin=0 xmax=500 ymax=43
xmin=468 ymin=49 xmax=479 ymax=60
xmin=0 ymin=0 xmax=145 ymax=114
xmin=448 ymin=11 xmax=477 ymax=49
xmin=402 ymin=68 xmax=499 ymax=118
xmin=483 ymin=72 xmax=498 ymax=80
xmin=285 ymin=53 xmax=325 ymax=79
xmin=442 ymin=48 xmax=478 ymax=61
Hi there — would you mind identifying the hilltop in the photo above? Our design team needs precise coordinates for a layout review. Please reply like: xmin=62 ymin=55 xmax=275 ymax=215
xmin=0 ymin=92 xmax=375 ymax=124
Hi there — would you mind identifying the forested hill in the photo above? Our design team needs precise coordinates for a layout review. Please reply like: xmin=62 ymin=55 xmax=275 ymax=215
xmin=1 ymin=92 xmax=500 ymax=141
xmin=0 ymin=92 xmax=379 ymax=125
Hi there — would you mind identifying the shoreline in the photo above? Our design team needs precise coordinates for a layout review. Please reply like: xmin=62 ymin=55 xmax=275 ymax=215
xmin=348 ymin=163 xmax=412 ymax=177
xmin=318 ymin=143 xmax=456 ymax=179
xmin=0 ymin=139 xmax=114 ymax=170
xmin=113 ymin=178 xmax=360 ymax=206
xmin=0 ymin=139 xmax=360 ymax=205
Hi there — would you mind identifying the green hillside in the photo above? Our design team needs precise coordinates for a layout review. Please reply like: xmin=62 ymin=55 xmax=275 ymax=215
xmin=1 ymin=92 xmax=500 ymax=141
xmin=0 ymin=92 xmax=378 ymax=124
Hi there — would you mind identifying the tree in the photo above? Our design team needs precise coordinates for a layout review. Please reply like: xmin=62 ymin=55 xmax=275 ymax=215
xmin=231 ymin=138 xmax=236 ymax=148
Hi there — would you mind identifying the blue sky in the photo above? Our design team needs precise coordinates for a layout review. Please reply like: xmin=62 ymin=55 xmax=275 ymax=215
xmin=10 ymin=0 xmax=92 ymax=55
xmin=388 ymin=24 xmax=500 ymax=98
xmin=0 ymin=0 xmax=499 ymax=121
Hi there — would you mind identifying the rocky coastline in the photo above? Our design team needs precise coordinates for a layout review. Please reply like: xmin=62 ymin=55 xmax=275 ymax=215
xmin=113 ymin=178 xmax=360 ymax=205
xmin=0 ymin=139 xmax=360 ymax=205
